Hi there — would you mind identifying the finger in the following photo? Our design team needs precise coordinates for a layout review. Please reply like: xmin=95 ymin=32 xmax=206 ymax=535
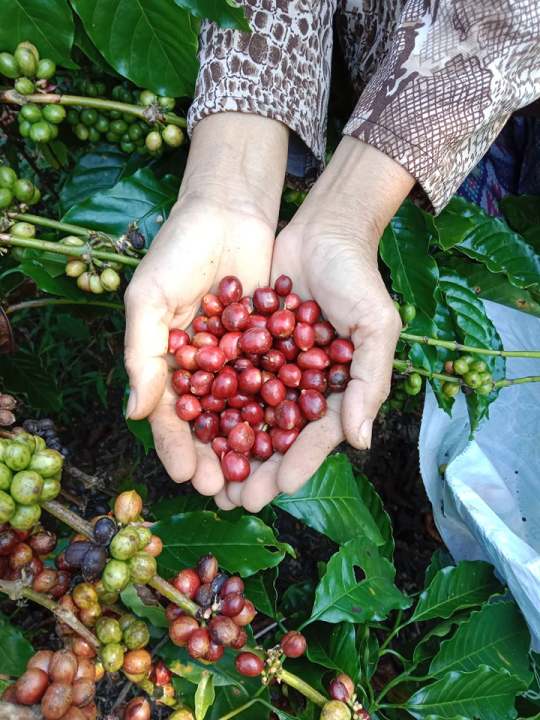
xmin=225 ymin=457 xmax=262 ymax=506
xmin=192 ymin=441 xmax=226 ymax=497
xmin=342 ymin=304 xmax=402 ymax=449
xmin=241 ymin=455 xmax=282 ymax=513
xmin=149 ymin=384 xmax=197 ymax=483
xmin=214 ymin=488 xmax=237 ymax=511
xmin=277 ymin=395 xmax=344 ymax=495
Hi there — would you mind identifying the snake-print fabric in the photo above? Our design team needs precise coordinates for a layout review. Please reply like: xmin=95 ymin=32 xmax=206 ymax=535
xmin=187 ymin=0 xmax=540 ymax=212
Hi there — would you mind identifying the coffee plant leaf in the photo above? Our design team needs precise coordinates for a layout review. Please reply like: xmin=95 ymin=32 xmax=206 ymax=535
xmin=412 ymin=617 xmax=468 ymax=669
xmin=207 ymin=684 xmax=270 ymax=720
xmin=380 ymin=199 xmax=439 ymax=317
xmin=0 ymin=0 xmax=76 ymax=67
xmin=435 ymin=197 xmax=540 ymax=292
xmin=160 ymin=644 xmax=242 ymax=687
xmin=305 ymin=622 xmax=359 ymax=679
xmin=195 ymin=671 xmax=215 ymax=720
xmin=404 ymin=666 xmax=525 ymax=719
xmin=151 ymin=493 xmax=215 ymax=520
xmin=411 ymin=561 xmax=504 ymax=623
xmin=429 ymin=600 xmax=531 ymax=685
xmin=355 ymin=469 xmax=394 ymax=559
xmin=273 ymin=454 xmax=385 ymax=548
xmin=19 ymin=259 xmax=88 ymax=300
xmin=174 ymin=0 xmax=250 ymax=30
xmin=0 ymin=611 xmax=34 ymax=676
xmin=73 ymin=15 xmax=115 ymax=71
xmin=154 ymin=511 xmax=293 ymax=577
xmin=243 ymin=569 xmax=279 ymax=619
xmin=500 ymin=195 xmax=540 ymax=236
xmin=62 ymin=168 xmax=179 ymax=244
xmin=308 ymin=538 xmax=411 ymax=625
xmin=424 ymin=550 xmax=454 ymax=587
xmin=0 ymin=352 xmax=62 ymax=412
xmin=71 ymin=0 xmax=199 ymax=96
xmin=120 ymin=584 xmax=168 ymax=628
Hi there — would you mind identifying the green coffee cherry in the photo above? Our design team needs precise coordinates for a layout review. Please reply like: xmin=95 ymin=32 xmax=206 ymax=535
xmin=29 ymin=449 xmax=63 ymax=477
xmin=20 ymin=103 xmax=42 ymax=123
xmin=74 ymin=123 xmax=89 ymax=141
xmin=320 ymin=701 xmax=352 ymax=720
xmin=477 ymin=382 xmax=494 ymax=396
xmin=464 ymin=371 xmax=481 ymax=389
xmin=0 ymin=463 xmax=13 ymax=491
xmin=470 ymin=360 xmax=487 ymax=373
xmin=442 ymin=382 xmax=460 ymax=398
xmin=404 ymin=373 xmax=423 ymax=396
xmin=89 ymin=275 xmax=104 ymax=294
xmin=399 ymin=303 xmax=416 ymax=325
xmin=0 ymin=188 xmax=13 ymax=209
xmin=62 ymin=235 xmax=85 ymax=247
xmin=162 ymin=124 xmax=184 ymax=147
xmin=119 ymin=613 xmax=137 ymax=633
xmin=453 ymin=357 xmax=469 ymax=375
xmin=128 ymin=552 xmax=157 ymax=583
xmin=77 ymin=272 xmax=91 ymax=292
xmin=133 ymin=526 xmax=152 ymax=550
xmin=158 ymin=96 xmax=176 ymax=110
xmin=4 ymin=442 xmax=32 ymax=471
xmin=110 ymin=528 xmax=139 ymax=561
xmin=145 ymin=131 xmax=162 ymax=152
xmin=101 ymin=642 xmax=125 ymax=673
xmin=17 ymin=42 xmax=39 ymax=62
xmin=102 ymin=559 xmax=131 ymax=592
xmin=100 ymin=268 xmax=121 ymax=292
xmin=65 ymin=260 xmax=87 ymax=278
xmin=10 ymin=470 xmax=44 ymax=505
xmin=14 ymin=47 xmax=37 ymax=77
xmin=0 ymin=52 xmax=20 ymax=79
xmin=36 ymin=58 xmax=56 ymax=80
xmin=30 ymin=187 xmax=41 ymax=205
xmin=43 ymin=104 xmax=66 ymax=124
xmin=139 ymin=90 xmax=157 ymax=106
xmin=40 ymin=478 xmax=61 ymax=502
xmin=0 ymin=166 xmax=17 ymax=188
xmin=96 ymin=617 xmax=123 ymax=645
xmin=0 ymin=440 xmax=7 ymax=462
xmin=14 ymin=78 xmax=35 ymax=95
xmin=12 ymin=431 xmax=36 ymax=450
xmin=0 ymin=490 xmax=15 ymax=523
xmin=11 ymin=223 xmax=36 ymax=239
xmin=80 ymin=109 xmax=98 ymax=126
xmin=13 ymin=180 xmax=35 ymax=204
xmin=123 ymin=619 xmax=150 ymax=650
xmin=33 ymin=436 xmax=46 ymax=452
xmin=29 ymin=121 xmax=52 ymax=143
xmin=10 ymin=503 xmax=41 ymax=530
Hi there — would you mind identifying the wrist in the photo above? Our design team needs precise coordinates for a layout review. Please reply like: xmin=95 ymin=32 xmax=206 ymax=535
xmin=179 ymin=113 xmax=289 ymax=228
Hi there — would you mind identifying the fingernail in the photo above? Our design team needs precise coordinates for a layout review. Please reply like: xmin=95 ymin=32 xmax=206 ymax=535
xmin=126 ymin=389 xmax=137 ymax=419
xmin=359 ymin=418 xmax=373 ymax=449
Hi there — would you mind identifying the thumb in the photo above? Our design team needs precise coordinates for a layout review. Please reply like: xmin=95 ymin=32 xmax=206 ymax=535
xmin=124 ymin=285 xmax=172 ymax=420
xmin=341 ymin=299 xmax=402 ymax=449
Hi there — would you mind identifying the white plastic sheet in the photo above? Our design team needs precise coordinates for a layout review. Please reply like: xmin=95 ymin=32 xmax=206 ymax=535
xmin=419 ymin=300 xmax=540 ymax=647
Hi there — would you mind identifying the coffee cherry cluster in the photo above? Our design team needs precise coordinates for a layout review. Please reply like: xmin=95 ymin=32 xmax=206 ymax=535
xmin=96 ymin=613 xmax=151 ymax=675
xmin=170 ymin=275 xmax=353 ymax=482
xmin=60 ymin=234 xmax=123 ymax=294
xmin=6 ymin=648 xmax=97 ymax=719
xmin=0 ymin=163 xmax=41 ymax=209
xmin=443 ymin=355 xmax=494 ymax=397
xmin=0 ymin=432 xmax=63 ymax=529
xmin=168 ymin=554 xmax=256 ymax=664
xmin=0 ymin=41 xmax=56 ymax=95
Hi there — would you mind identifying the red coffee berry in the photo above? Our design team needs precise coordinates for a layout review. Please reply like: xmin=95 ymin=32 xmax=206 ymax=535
xmin=270 ymin=427 xmax=299 ymax=454
xmin=247 ymin=314 xmax=267 ymax=329
xmin=297 ymin=348 xmax=330 ymax=370
xmin=219 ymin=332 xmax=242 ymax=361
xmin=194 ymin=412 xmax=220 ymax=443
xmin=201 ymin=394 xmax=226 ymax=412
xmin=165 ymin=603 xmax=184 ymax=622
xmin=294 ymin=322 xmax=315 ymax=351
xmin=207 ymin=315 xmax=225 ymax=337
xmin=220 ymin=592 xmax=246 ymax=617
xmin=275 ymin=400 xmax=302 ymax=430
xmin=238 ymin=367 xmax=262 ymax=395
xmin=275 ymin=337 xmax=299 ymax=361
xmin=328 ymin=364 xmax=350 ymax=392
xmin=211 ymin=436 xmax=228 ymax=458
xmin=335 ymin=673 xmax=355 ymax=699
xmin=27 ymin=650 xmax=53 ymax=674
xmin=15 ymin=668 xmax=49 ymax=705
xmin=172 ymin=568 xmax=201 ymax=599
xmin=313 ymin=321 xmax=336 ymax=346
xmin=253 ymin=287 xmax=279 ymax=314
xmin=228 ymin=393 xmax=250 ymax=409
xmin=32 ymin=568 xmax=58 ymax=593
xmin=280 ymin=630 xmax=307 ymax=658
xmin=253 ymin=430 xmax=273 ymax=460
xmin=222 ymin=302 xmax=250 ymax=331
xmin=300 ymin=368 xmax=328 ymax=393
xmin=0 ymin=528 xmax=18 ymax=556
xmin=192 ymin=316 xmax=209 ymax=334
xmin=220 ymin=409 xmax=242 ymax=435
xmin=231 ymin=628 xmax=248 ymax=649
xmin=152 ymin=660 xmax=172 ymax=686
xmin=190 ymin=370 xmax=214 ymax=396
xmin=239 ymin=327 xmax=273 ymax=355
xmin=41 ymin=682 xmax=73 ymax=720
xmin=197 ymin=553 xmax=219 ymax=584
xmin=286 ymin=388 xmax=300 ymax=402
xmin=176 ymin=394 xmax=202 ymax=422
xmin=235 ymin=652 xmax=264 ymax=677
xmin=278 ymin=363 xmax=302 ymax=387
xmin=49 ymin=649 xmax=78 ymax=684
xmin=232 ymin=599 xmax=256 ymax=626
xmin=196 ymin=346 xmax=226 ymax=372
xmin=261 ymin=349 xmax=286 ymax=372
xmin=328 ymin=338 xmax=354 ymax=364
xmin=228 ymin=422 xmax=255 ymax=453
xmin=284 ymin=292 xmax=301 ymax=311
xmin=209 ymin=615 xmax=240 ymax=646
xmin=329 ymin=679 xmax=350 ymax=702
xmin=29 ymin=530 xmax=57 ymax=555
xmin=172 ymin=369 xmax=191 ymax=395
xmin=51 ymin=570 xmax=70 ymax=598
xmin=264 ymin=406 xmax=276 ymax=426
xmin=221 ymin=576 xmax=245 ymax=596
xmin=168 ymin=328 xmax=190 ymax=354
xmin=72 ymin=678 xmax=96 ymax=707
xmin=267 ymin=309 xmax=296 ymax=338
xmin=175 ymin=345 xmax=198 ymax=371
xmin=221 ymin=451 xmax=250 ymax=482
xmin=188 ymin=628 xmax=211 ymax=659
xmin=296 ymin=300 xmax=320 ymax=324
xmin=218 ymin=276 xmax=243 ymax=305
xmin=234 ymin=357 xmax=253 ymax=371
xmin=202 ymin=293 xmax=223 ymax=317
xmin=212 ymin=367 xmax=238 ymax=399
xmin=206 ymin=641 xmax=225 ymax=662
xmin=261 ymin=370 xmax=275 ymax=385
xmin=274 ymin=274 xmax=293 ymax=296
xmin=260 ymin=377 xmax=286 ymax=407
xmin=245 ymin=353 xmax=261 ymax=367
xmin=240 ymin=296 xmax=254 ymax=314
xmin=10 ymin=542 xmax=33 ymax=569
xmin=241 ymin=401 xmax=264 ymax=426
xmin=192 ymin=331 xmax=218 ymax=348
xmin=299 ymin=389 xmax=327 ymax=421
xmin=169 ymin=616 xmax=199 ymax=646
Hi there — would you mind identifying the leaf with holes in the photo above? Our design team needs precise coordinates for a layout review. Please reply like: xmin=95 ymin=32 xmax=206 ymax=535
xmin=174 ymin=0 xmax=249 ymax=30
xmin=305 ymin=622 xmax=359 ymax=679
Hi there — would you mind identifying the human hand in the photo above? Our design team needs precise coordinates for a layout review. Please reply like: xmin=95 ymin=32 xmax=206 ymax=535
xmin=124 ymin=113 xmax=288 ymax=497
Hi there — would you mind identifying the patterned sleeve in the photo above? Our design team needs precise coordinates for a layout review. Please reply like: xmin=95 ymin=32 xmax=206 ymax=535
xmin=187 ymin=0 xmax=336 ymax=176
xmin=343 ymin=0 xmax=540 ymax=213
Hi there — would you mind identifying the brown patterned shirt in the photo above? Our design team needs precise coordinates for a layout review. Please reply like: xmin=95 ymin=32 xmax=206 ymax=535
xmin=188 ymin=0 xmax=540 ymax=213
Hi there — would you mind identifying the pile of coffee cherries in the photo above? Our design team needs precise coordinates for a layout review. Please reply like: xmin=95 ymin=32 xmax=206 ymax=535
xmin=170 ymin=275 xmax=353 ymax=482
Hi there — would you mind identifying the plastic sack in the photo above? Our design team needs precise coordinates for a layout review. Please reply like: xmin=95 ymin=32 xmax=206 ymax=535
xmin=419 ymin=300 xmax=540 ymax=648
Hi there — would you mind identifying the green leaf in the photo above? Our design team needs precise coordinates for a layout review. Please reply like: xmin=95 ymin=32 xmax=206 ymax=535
xmin=273 ymin=454 xmax=384 ymax=548
xmin=405 ymin=666 xmax=525 ymax=719
xmin=355 ymin=469 xmax=394 ymax=559
xmin=305 ymin=622 xmax=359 ymax=679
xmin=0 ymin=352 xmax=62 ymax=412
xmin=126 ymin=418 xmax=154 ymax=453
xmin=424 ymin=550 xmax=454 ymax=587
xmin=154 ymin=511 xmax=293 ymax=578
xmin=412 ymin=618 xmax=466 ymax=668
xmin=71 ymin=0 xmax=198 ymax=96
xmin=429 ymin=601 xmax=531 ymax=685
xmin=0 ymin=0 xmax=75 ymax=67
xmin=19 ymin=259 xmax=87 ymax=300
xmin=207 ymin=685 xmax=269 ymax=720
xmin=195 ymin=672 xmax=215 ymax=720
xmin=120 ymin=584 xmax=168 ymax=628
xmin=380 ymin=200 xmax=439 ymax=316
xmin=62 ymin=168 xmax=179 ymax=244
xmin=0 ymin=612 xmax=34 ymax=676
xmin=174 ymin=0 xmax=250 ymax=30
xmin=435 ymin=197 xmax=540 ymax=292
xmin=411 ymin=561 xmax=503 ymax=623
xmin=243 ymin=570 xmax=279 ymax=619
xmin=308 ymin=538 xmax=410 ymax=625
xmin=500 ymin=195 xmax=540 ymax=235
xmin=151 ymin=494 xmax=215 ymax=520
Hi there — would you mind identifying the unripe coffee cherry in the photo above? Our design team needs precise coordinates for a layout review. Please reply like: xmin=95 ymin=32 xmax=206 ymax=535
xmin=29 ymin=448 xmax=63 ymax=477
xmin=101 ymin=642 xmax=125 ymax=673
xmin=11 ymin=470 xmax=43 ymax=505
xmin=123 ymin=619 xmax=150 ymax=650
xmin=335 ymin=673 xmax=355 ymax=699
xmin=14 ymin=668 xmax=49 ymax=704
xmin=144 ymin=534 xmax=163 ymax=557
xmin=96 ymin=616 xmax=123 ymax=644
xmin=100 ymin=268 xmax=121 ymax=292
xmin=114 ymin=489 xmax=143 ymax=523
xmin=128 ymin=551 xmax=157 ymax=583
xmin=102 ymin=559 xmax=131 ymax=592
xmin=280 ymin=630 xmax=307 ymax=658
xmin=329 ymin=679 xmax=350 ymax=702
xmin=65 ymin=260 xmax=86 ymax=278
xmin=320 ymin=701 xmax=352 ymax=720
xmin=73 ymin=582 xmax=99 ymax=610
xmin=169 ymin=710 xmax=195 ymax=720
xmin=235 ymin=652 xmax=264 ymax=677
xmin=123 ymin=648 xmax=152 ymax=675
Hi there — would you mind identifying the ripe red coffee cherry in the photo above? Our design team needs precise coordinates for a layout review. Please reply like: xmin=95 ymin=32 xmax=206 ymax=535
xmin=220 ymin=591 xmax=246 ymax=617
xmin=15 ymin=668 xmax=49 ymax=704
xmin=196 ymin=346 xmax=226 ymax=372
xmin=0 ymin=528 xmax=18 ymax=556
xmin=247 ymin=314 xmax=267 ymax=329
xmin=172 ymin=369 xmax=191 ymax=395
xmin=176 ymin=394 xmax=202 ymax=422
xmin=175 ymin=345 xmax=198 ymax=371
xmin=212 ymin=367 xmax=238 ymax=399
xmin=328 ymin=364 xmax=350 ymax=392
xmin=328 ymin=338 xmax=354 ymax=364
xmin=29 ymin=530 xmax=57 ymax=555
xmin=300 ymin=369 xmax=328 ymax=393
xmin=261 ymin=370 xmax=275 ymax=385
xmin=27 ymin=650 xmax=53 ymax=674
xmin=221 ymin=451 xmax=250 ymax=482
xmin=51 ymin=570 xmax=70 ymax=598
xmin=253 ymin=430 xmax=273 ymax=460
xmin=228 ymin=393 xmax=250 ymax=409
xmin=275 ymin=400 xmax=302 ymax=430
xmin=278 ymin=363 xmax=302 ymax=388
xmin=299 ymin=389 xmax=327 ymax=421
xmin=188 ymin=628 xmax=211 ymax=659
xmin=270 ymin=427 xmax=299 ymax=454
xmin=280 ymin=630 xmax=307 ymax=658
xmin=206 ymin=641 xmax=225 ymax=662
xmin=197 ymin=554 xmax=218 ymax=584
xmin=192 ymin=316 xmax=210 ymax=333
xmin=209 ymin=615 xmax=240 ymax=646
xmin=231 ymin=628 xmax=248 ymax=649
xmin=274 ymin=274 xmax=293 ymax=296
xmin=218 ymin=276 xmax=243 ymax=305
xmin=267 ymin=309 xmax=296 ymax=338
xmin=240 ymin=295 xmax=254 ymax=314
xmin=211 ymin=437 xmax=228 ymax=458
xmin=232 ymin=598 xmax=256 ymax=626
xmin=169 ymin=616 xmax=199 ymax=646
xmin=123 ymin=649 xmax=152 ymax=675
xmin=72 ymin=678 xmax=96 ymax=707
xmin=284 ymin=292 xmax=301 ymax=311
xmin=253 ymin=287 xmax=279 ymax=314
xmin=151 ymin=660 xmax=172 ymax=686
xmin=335 ymin=673 xmax=355 ymax=700
xmin=261 ymin=349 xmax=286 ymax=372
xmin=10 ymin=542 xmax=33 ymax=568
xmin=194 ymin=412 xmax=219 ymax=443
xmin=207 ymin=315 xmax=225 ymax=337
xmin=41 ymin=683 xmax=73 ymax=720
xmin=201 ymin=394 xmax=226 ymax=412
xmin=239 ymin=327 xmax=272 ymax=354
xmin=49 ymin=650 xmax=78 ymax=684
xmin=261 ymin=378 xmax=286 ymax=407
xmin=168 ymin=328 xmax=190 ymax=353
xmin=328 ymin=678 xmax=350 ymax=702
xmin=238 ymin=367 xmax=262 ymax=395
xmin=264 ymin=406 xmax=276 ymax=426
xmin=234 ymin=357 xmax=253 ymax=371
xmin=33 ymin=568 xmax=58 ymax=593
xmin=202 ymin=293 xmax=223 ymax=316
xmin=221 ymin=576 xmax=245 ymax=596
xmin=241 ymin=401 xmax=264 ymax=426
xmin=222 ymin=302 xmax=250 ymax=331
xmin=219 ymin=332 xmax=242 ymax=361
xmin=294 ymin=322 xmax=315 ymax=351
xmin=228 ymin=422 xmax=255 ymax=452
xmin=275 ymin=337 xmax=299 ymax=361
xmin=286 ymin=388 xmax=300 ymax=402
xmin=165 ymin=603 xmax=184 ymax=622
xmin=193 ymin=331 xmax=218 ymax=349
xmin=235 ymin=652 xmax=264 ymax=677
xmin=296 ymin=300 xmax=321 ymax=324
xmin=220 ymin=409 xmax=242 ymax=435
xmin=297 ymin=348 xmax=330 ymax=370
xmin=313 ymin=321 xmax=336 ymax=346
xmin=172 ymin=568 xmax=201 ymax=599
xmin=190 ymin=370 xmax=214 ymax=396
